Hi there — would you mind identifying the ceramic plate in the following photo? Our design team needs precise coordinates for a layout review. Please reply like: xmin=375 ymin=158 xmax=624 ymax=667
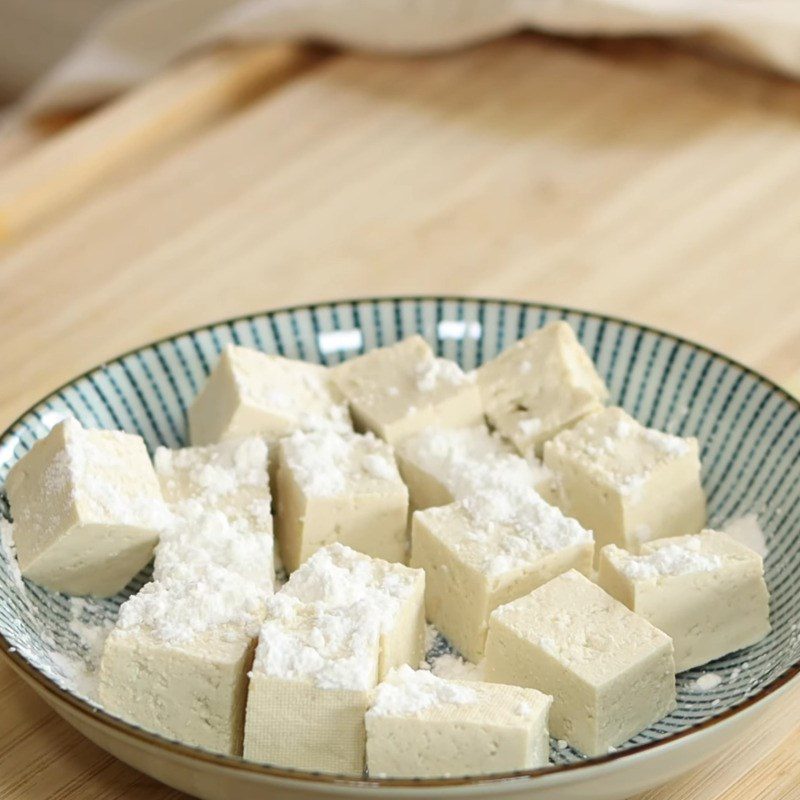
xmin=1 ymin=297 xmax=798 ymax=800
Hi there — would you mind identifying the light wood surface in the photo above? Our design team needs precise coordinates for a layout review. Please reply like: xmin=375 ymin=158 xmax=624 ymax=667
xmin=0 ymin=34 xmax=798 ymax=800
xmin=0 ymin=44 xmax=325 ymax=241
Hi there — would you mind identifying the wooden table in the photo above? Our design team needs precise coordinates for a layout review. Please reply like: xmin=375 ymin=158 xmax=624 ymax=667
xmin=0 ymin=33 xmax=799 ymax=800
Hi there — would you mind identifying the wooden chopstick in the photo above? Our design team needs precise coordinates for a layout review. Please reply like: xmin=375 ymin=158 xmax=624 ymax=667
xmin=0 ymin=44 xmax=325 ymax=243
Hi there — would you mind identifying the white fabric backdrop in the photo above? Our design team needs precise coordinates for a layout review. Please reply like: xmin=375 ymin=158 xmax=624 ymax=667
xmin=20 ymin=0 xmax=800 ymax=117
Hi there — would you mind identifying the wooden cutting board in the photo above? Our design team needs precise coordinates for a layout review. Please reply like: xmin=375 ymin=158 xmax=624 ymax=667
xmin=0 ymin=34 xmax=799 ymax=800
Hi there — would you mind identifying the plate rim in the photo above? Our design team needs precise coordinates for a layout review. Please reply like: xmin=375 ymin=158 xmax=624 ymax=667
xmin=1 ymin=293 xmax=798 ymax=789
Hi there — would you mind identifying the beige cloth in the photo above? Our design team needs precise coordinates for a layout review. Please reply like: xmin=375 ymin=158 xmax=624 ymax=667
xmin=21 ymin=0 xmax=800 ymax=116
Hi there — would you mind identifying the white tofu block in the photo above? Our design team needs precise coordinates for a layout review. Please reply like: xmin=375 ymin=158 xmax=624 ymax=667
xmin=477 ymin=321 xmax=608 ymax=456
xmin=544 ymin=407 xmax=706 ymax=554
xmin=283 ymin=543 xmax=426 ymax=678
xmin=411 ymin=488 xmax=594 ymax=662
xmin=154 ymin=436 xmax=274 ymax=583
xmin=485 ymin=570 xmax=676 ymax=757
xmin=243 ymin=594 xmax=381 ymax=774
xmin=99 ymin=510 xmax=273 ymax=754
xmin=275 ymin=429 xmax=409 ymax=571
xmin=366 ymin=665 xmax=552 ymax=778
xmin=5 ymin=418 xmax=168 ymax=596
xmin=598 ymin=531 xmax=771 ymax=671
xmin=99 ymin=625 xmax=255 ymax=754
xmin=330 ymin=336 xmax=483 ymax=445
xmin=188 ymin=344 xmax=351 ymax=445
xmin=396 ymin=425 xmax=557 ymax=511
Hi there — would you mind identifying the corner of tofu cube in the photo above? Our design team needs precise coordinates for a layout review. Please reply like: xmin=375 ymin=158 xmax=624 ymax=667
xmin=411 ymin=486 xmax=593 ymax=662
xmin=543 ymin=407 xmax=706 ymax=555
xmin=330 ymin=336 xmax=483 ymax=445
xmin=477 ymin=321 xmax=608 ymax=456
xmin=366 ymin=665 xmax=553 ymax=778
xmin=282 ymin=542 xmax=426 ymax=678
xmin=274 ymin=429 xmax=409 ymax=571
xmin=598 ymin=530 xmax=770 ymax=671
xmin=188 ymin=344 xmax=351 ymax=445
xmin=5 ymin=418 xmax=168 ymax=596
xmin=485 ymin=570 xmax=676 ymax=757
xmin=243 ymin=593 xmax=381 ymax=774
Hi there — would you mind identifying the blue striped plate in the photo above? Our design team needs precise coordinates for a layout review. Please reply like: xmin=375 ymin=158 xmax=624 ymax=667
xmin=0 ymin=297 xmax=798 ymax=780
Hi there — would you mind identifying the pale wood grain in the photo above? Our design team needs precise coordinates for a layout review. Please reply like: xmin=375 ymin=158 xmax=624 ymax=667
xmin=0 ymin=43 xmax=325 ymax=241
xmin=0 ymin=34 xmax=798 ymax=800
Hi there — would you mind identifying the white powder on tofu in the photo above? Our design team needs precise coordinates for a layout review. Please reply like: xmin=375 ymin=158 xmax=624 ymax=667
xmin=57 ymin=420 xmax=171 ymax=531
xmin=229 ymin=346 xmax=351 ymax=435
xmin=154 ymin=437 xmax=269 ymax=497
xmin=640 ymin=428 xmax=690 ymax=456
xmin=616 ymin=538 xmax=722 ymax=581
xmin=155 ymin=437 xmax=272 ymax=537
xmin=249 ymin=497 xmax=272 ymax=519
xmin=430 ymin=651 xmax=485 ymax=681
xmin=298 ymin=402 xmax=353 ymax=435
xmin=368 ymin=665 xmax=477 ymax=717
xmin=292 ymin=368 xmax=353 ymax=434
xmin=252 ymin=593 xmax=380 ymax=691
xmin=517 ymin=418 xmax=542 ymax=437
xmin=535 ymin=636 xmax=558 ymax=655
xmin=362 ymin=453 xmax=398 ymax=481
xmin=282 ymin=429 xmax=400 ymax=498
xmin=617 ymin=474 xmax=647 ymax=499
xmin=414 ymin=358 xmax=473 ymax=393
xmin=613 ymin=418 xmax=632 ymax=438
xmin=548 ymin=409 xmax=693 ymax=496
xmin=117 ymin=510 xmax=272 ymax=643
xmin=424 ymin=623 xmax=439 ymax=653
xmin=261 ymin=389 xmax=293 ymax=410
xmin=283 ymin=543 xmax=419 ymax=633
xmin=515 ymin=701 xmax=533 ymax=717
xmin=116 ymin=564 xmax=267 ymax=643
xmin=723 ymin=513 xmax=767 ymax=557
xmin=460 ymin=484 xmax=592 ymax=577
xmin=282 ymin=430 xmax=350 ymax=497
xmin=399 ymin=426 xmax=535 ymax=500
xmin=401 ymin=425 xmax=510 ymax=471
xmin=153 ymin=510 xmax=272 ymax=588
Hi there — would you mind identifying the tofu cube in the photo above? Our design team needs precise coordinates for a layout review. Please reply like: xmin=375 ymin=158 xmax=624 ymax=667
xmin=598 ymin=531 xmax=771 ymax=671
xmin=99 ymin=510 xmax=273 ymax=754
xmin=411 ymin=489 xmax=594 ymax=662
xmin=330 ymin=336 xmax=483 ymax=445
xmin=275 ymin=429 xmax=409 ymax=571
xmin=243 ymin=594 xmax=381 ymax=774
xmin=5 ymin=418 xmax=168 ymax=596
xmin=100 ymin=624 xmax=255 ymax=754
xmin=188 ymin=344 xmax=351 ymax=445
xmin=544 ymin=407 xmax=706 ymax=554
xmin=397 ymin=425 xmax=556 ymax=511
xmin=366 ymin=665 xmax=552 ymax=778
xmin=485 ymin=570 xmax=676 ymax=756
xmin=154 ymin=436 xmax=273 ymax=579
xmin=283 ymin=543 xmax=426 ymax=678
xmin=477 ymin=321 xmax=608 ymax=456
